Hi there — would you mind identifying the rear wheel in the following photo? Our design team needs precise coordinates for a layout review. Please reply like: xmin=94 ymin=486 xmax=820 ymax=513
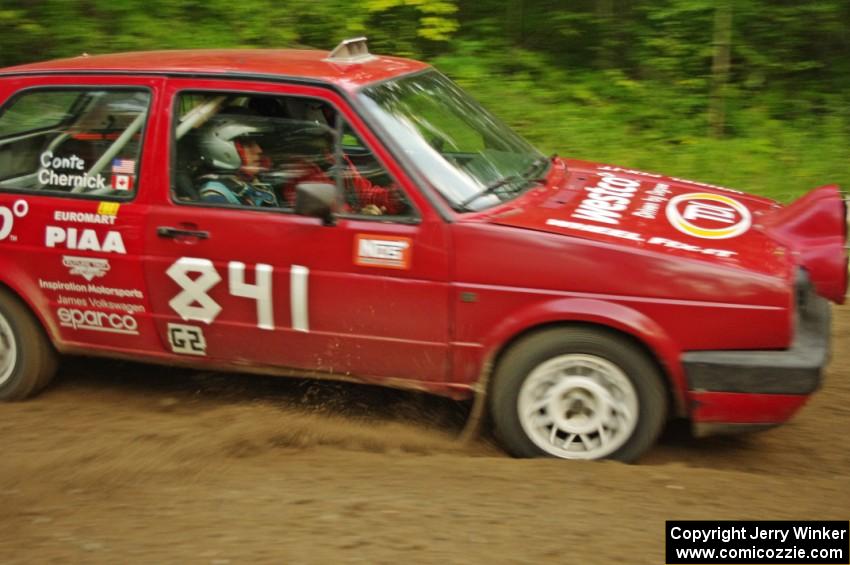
xmin=490 ymin=327 xmax=667 ymax=462
xmin=0 ymin=289 xmax=57 ymax=400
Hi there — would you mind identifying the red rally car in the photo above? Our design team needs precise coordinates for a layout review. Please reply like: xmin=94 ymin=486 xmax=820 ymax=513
xmin=0 ymin=38 xmax=846 ymax=461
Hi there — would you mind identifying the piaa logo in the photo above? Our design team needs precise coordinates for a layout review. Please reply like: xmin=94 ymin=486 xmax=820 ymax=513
xmin=0 ymin=200 xmax=29 ymax=241
xmin=665 ymin=192 xmax=751 ymax=240
xmin=45 ymin=226 xmax=126 ymax=254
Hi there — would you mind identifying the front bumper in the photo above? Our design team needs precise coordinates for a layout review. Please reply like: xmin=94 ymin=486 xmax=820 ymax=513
xmin=681 ymin=273 xmax=831 ymax=437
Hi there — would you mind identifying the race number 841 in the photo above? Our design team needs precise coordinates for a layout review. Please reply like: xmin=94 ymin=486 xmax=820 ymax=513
xmin=166 ymin=257 xmax=309 ymax=332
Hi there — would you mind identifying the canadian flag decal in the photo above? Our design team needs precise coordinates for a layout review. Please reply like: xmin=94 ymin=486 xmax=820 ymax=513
xmin=111 ymin=174 xmax=133 ymax=191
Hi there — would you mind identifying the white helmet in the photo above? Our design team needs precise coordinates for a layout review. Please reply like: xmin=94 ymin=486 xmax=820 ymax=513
xmin=197 ymin=117 xmax=266 ymax=171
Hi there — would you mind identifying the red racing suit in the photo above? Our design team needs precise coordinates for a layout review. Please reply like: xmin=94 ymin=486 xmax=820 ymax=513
xmin=279 ymin=156 xmax=406 ymax=215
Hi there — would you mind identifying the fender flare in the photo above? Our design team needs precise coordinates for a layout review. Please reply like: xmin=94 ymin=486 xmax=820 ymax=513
xmin=0 ymin=258 xmax=60 ymax=345
xmin=480 ymin=296 xmax=688 ymax=415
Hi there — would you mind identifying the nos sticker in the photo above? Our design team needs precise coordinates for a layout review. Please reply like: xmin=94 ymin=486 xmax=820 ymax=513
xmin=354 ymin=234 xmax=412 ymax=269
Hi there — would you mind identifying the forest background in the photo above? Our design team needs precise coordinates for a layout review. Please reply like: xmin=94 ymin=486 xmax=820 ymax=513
xmin=2 ymin=0 xmax=848 ymax=201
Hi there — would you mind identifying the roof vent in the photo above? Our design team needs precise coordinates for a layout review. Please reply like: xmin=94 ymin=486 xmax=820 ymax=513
xmin=325 ymin=37 xmax=376 ymax=63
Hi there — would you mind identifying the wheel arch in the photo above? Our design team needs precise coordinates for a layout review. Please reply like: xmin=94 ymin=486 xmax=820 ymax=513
xmin=0 ymin=275 xmax=59 ymax=347
xmin=482 ymin=298 xmax=688 ymax=416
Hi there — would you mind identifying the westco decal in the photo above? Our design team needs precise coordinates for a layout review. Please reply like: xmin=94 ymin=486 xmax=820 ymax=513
xmin=570 ymin=174 xmax=641 ymax=226
xmin=57 ymin=307 xmax=139 ymax=335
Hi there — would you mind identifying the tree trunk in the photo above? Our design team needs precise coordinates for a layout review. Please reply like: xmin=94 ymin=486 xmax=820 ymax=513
xmin=595 ymin=0 xmax=615 ymax=69
xmin=709 ymin=0 xmax=733 ymax=138
xmin=506 ymin=0 xmax=525 ymax=47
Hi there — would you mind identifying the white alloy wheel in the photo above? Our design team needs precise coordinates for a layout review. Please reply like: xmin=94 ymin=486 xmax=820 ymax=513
xmin=517 ymin=353 xmax=639 ymax=459
xmin=0 ymin=313 xmax=17 ymax=387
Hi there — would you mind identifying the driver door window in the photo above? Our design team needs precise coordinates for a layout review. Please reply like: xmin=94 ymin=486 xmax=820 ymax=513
xmin=171 ymin=92 xmax=412 ymax=217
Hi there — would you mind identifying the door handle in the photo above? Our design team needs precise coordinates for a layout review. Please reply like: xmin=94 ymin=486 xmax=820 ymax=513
xmin=157 ymin=226 xmax=210 ymax=240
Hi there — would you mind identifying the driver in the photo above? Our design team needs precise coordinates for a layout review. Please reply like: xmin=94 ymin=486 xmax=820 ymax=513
xmin=195 ymin=116 xmax=278 ymax=207
xmin=194 ymin=104 xmax=407 ymax=216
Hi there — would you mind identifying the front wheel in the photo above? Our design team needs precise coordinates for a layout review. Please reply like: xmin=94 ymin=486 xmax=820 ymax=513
xmin=489 ymin=327 xmax=667 ymax=462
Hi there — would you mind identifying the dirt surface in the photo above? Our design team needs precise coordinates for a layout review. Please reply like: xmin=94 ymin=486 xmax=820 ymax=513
xmin=1 ymin=309 xmax=849 ymax=564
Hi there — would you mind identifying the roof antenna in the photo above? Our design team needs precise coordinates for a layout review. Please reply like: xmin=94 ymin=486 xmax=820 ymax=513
xmin=325 ymin=37 xmax=376 ymax=63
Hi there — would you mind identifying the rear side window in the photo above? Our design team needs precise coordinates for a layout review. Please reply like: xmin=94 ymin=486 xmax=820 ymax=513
xmin=0 ymin=89 xmax=151 ymax=199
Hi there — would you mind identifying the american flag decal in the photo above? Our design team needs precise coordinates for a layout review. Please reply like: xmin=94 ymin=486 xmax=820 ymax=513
xmin=111 ymin=158 xmax=135 ymax=174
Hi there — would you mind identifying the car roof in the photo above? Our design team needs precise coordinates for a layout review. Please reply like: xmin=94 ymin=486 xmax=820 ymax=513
xmin=0 ymin=49 xmax=430 ymax=91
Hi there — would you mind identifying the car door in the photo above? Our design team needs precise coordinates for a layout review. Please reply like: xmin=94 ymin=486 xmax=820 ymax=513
xmin=0 ymin=76 xmax=165 ymax=356
xmin=142 ymin=78 xmax=452 ymax=384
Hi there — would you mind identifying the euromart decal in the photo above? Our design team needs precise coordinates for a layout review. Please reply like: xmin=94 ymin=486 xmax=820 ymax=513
xmin=53 ymin=210 xmax=117 ymax=225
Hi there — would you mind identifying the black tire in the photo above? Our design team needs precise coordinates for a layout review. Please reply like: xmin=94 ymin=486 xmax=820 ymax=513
xmin=489 ymin=327 xmax=667 ymax=463
xmin=0 ymin=288 xmax=58 ymax=400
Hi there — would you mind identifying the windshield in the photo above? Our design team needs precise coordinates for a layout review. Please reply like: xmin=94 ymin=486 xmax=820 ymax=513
xmin=358 ymin=71 xmax=547 ymax=211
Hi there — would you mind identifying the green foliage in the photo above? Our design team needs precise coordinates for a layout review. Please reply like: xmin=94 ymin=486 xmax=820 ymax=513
xmin=0 ymin=0 xmax=848 ymax=200
xmin=435 ymin=39 xmax=850 ymax=201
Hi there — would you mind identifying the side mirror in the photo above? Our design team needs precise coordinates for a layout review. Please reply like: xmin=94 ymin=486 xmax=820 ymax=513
xmin=295 ymin=182 xmax=337 ymax=225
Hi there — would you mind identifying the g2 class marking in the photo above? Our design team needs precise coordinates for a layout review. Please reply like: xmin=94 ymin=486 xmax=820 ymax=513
xmin=0 ymin=200 xmax=29 ymax=241
xmin=167 ymin=324 xmax=207 ymax=356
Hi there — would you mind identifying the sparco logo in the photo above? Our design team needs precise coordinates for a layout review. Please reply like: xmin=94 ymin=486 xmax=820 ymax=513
xmin=0 ymin=200 xmax=29 ymax=241
xmin=57 ymin=307 xmax=139 ymax=335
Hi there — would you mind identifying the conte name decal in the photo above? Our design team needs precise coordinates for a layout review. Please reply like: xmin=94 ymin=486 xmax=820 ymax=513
xmin=38 ymin=151 xmax=107 ymax=190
